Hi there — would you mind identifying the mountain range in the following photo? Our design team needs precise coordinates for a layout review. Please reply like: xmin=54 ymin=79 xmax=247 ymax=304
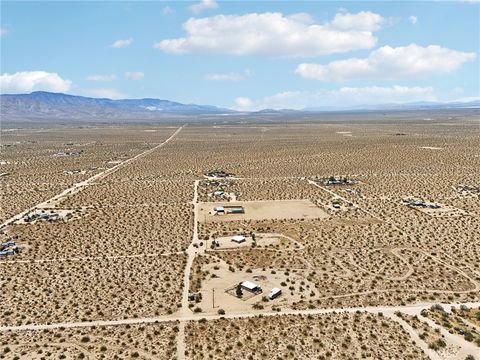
xmin=1 ymin=91 xmax=479 ymax=121
xmin=0 ymin=91 xmax=233 ymax=120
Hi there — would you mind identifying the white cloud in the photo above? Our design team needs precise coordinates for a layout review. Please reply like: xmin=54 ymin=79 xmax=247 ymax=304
xmin=189 ymin=0 xmax=218 ymax=14
xmin=109 ymin=38 xmax=133 ymax=48
xmin=78 ymin=88 xmax=125 ymax=99
xmin=287 ymin=12 xmax=314 ymax=24
xmin=154 ymin=11 xmax=383 ymax=57
xmin=0 ymin=27 xmax=9 ymax=37
xmin=295 ymin=44 xmax=476 ymax=81
xmin=328 ymin=11 xmax=384 ymax=31
xmin=205 ymin=69 xmax=251 ymax=81
xmin=0 ymin=71 xmax=72 ymax=93
xmin=408 ymin=15 xmax=418 ymax=24
xmin=162 ymin=5 xmax=174 ymax=15
xmin=125 ymin=71 xmax=144 ymax=80
xmin=86 ymin=74 xmax=117 ymax=81
xmin=233 ymin=86 xmax=437 ymax=111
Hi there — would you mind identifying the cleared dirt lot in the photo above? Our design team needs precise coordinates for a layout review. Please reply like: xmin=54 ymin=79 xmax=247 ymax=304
xmin=198 ymin=200 xmax=329 ymax=222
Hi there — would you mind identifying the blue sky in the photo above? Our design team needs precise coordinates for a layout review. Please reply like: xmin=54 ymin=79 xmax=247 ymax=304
xmin=1 ymin=1 xmax=479 ymax=109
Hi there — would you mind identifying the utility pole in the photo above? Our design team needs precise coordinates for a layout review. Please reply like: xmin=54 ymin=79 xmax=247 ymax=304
xmin=212 ymin=288 xmax=215 ymax=308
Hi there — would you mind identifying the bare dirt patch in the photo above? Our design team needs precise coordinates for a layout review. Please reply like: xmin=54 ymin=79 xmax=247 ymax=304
xmin=199 ymin=200 xmax=329 ymax=223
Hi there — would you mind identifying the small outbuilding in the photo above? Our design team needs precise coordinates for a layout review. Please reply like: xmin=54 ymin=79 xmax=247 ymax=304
xmin=241 ymin=281 xmax=262 ymax=294
xmin=231 ymin=235 xmax=246 ymax=243
xmin=214 ymin=206 xmax=225 ymax=214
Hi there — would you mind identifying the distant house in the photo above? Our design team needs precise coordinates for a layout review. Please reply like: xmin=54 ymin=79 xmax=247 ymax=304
xmin=410 ymin=200 xmax=441 ymax=209
xmin=241 ymin=281 xmax=262 ymax=294
xmin=226 ymin=206 xmax=244 ymax=214
xmin=214 ymin=206 xmax=225 ymax=214
xmin=269 ymin=287 xmax=282 ymax=300
xmin=231 ymin=235 xmax=246 ymax=243
xmin=213 ymin=205 xmax=245 ymax=215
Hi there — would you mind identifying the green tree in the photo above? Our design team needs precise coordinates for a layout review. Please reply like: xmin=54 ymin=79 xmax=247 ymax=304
xmin=236 ymin=284 xmax=243 ymax=298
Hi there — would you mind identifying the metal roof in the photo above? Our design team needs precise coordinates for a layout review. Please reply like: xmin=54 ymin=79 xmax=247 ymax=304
xmin=241 ymin=281 xmax=259 ymax=290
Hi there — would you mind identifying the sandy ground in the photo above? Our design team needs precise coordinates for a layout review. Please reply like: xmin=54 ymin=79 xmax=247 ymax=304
xmin=191 ymin=259 xmax=319 ymax=315
xmin=0 ymin=125 xmax=184 ymax=229
xmin=415 ymin=205 xmax=468 ymax=217
xmin=198 ymin=200 xmax=329 ymax=223
xmin=2 ymin=121 xmax=480 ymax=359
xmin=207 ymin=232 xmax=302 ymax=250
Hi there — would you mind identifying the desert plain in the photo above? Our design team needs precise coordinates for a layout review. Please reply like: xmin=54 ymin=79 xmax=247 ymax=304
xmin=1 ymin=112 xmax=479 ymax=359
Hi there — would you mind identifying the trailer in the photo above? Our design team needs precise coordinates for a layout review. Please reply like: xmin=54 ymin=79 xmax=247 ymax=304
xmin=269 ymin=287 xmax=282 ymax=300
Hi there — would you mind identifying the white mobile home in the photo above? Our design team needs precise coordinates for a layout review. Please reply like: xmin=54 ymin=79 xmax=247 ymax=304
xmin=269 ymin=287 xmax=282 ymax=300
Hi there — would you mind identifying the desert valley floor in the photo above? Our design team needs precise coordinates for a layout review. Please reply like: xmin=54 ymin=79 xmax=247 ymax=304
xmin=0 ymin=115 xmax=479 ymax=359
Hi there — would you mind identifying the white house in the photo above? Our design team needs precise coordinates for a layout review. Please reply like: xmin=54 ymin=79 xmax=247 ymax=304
xmin=231 ymin=235 xmax=246 ymax=243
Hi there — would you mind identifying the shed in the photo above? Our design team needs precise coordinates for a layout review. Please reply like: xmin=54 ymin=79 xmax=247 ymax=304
xmin=214 ymin=206 xmax=225 ymax=214
xmin=241 ymin=281 xmax=262 ymax=293
xmin=231 ymin=235 xmax=246 ymax=243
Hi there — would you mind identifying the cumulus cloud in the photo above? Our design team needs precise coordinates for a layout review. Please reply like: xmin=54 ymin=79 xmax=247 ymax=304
xmin=408 ymin=15 xmax=418 ymax=24
xmin=154 ymin=11 xmax=383 ymax=57
xmin=78 ymin=88 xmax=125 ymax=99
xmin=295 ymin=44 xmax=476 ymax=81
xmin=189 ymin=0 xmax=218 ymax=14
xmin=205 ymin=69 xmax=251 ymax=81
xmin=328 ymin=11 xmax=384 ymax=31
xmin=0 ymin=71 xmax=72 ymax=93
xmin=233 ymin=86 xmax=437 ymax=111
xmin=125 ymin=71 xmax=144 ymax=80
xmin=109 ymin=38 xmax=133 ymax=48
xmin=86 ymin=74 xmax=116 ymax=81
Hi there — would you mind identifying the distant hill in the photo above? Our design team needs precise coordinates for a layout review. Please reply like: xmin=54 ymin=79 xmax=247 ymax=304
xmin=1 ymin=91 xmax=478 ymax=121
xmin=0 ymin=91 xmax=234 ymax=120
xmin=304 ymin=100 xmax=480 ymax=112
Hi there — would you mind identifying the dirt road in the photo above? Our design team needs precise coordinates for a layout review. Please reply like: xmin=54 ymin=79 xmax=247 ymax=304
xmin=1 ymin=301 xmax=479 ymax=333
xmin=176 ymin=179 xmax=200 ymax=360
